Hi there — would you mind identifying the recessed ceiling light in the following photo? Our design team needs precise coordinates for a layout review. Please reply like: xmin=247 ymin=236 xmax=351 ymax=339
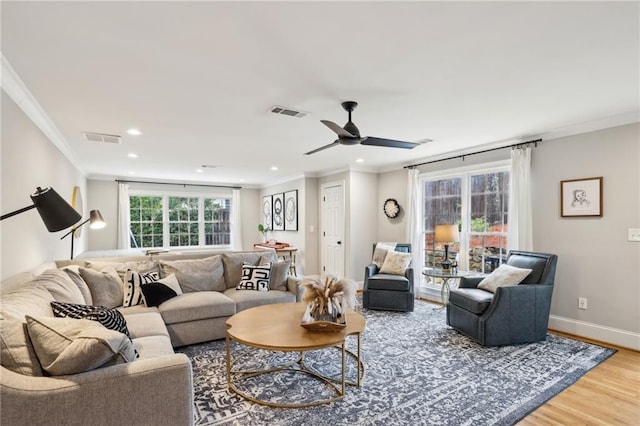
xmin=196 ymin=169 xmax=203 ymax=173
xmin=356 ymin=158 xmax=364 ymax=163
xmin=239 ymin=179 xmax=245 ymax=183
xmin=126 ymin=128 xmax=142 ymax=136
xmin=271 ymin=166 xmax=279 ymax=171
xmin=129 ymin=171 xmax=136 ymax=175
xmin=127 ymin=153 xmax=138 ymax=158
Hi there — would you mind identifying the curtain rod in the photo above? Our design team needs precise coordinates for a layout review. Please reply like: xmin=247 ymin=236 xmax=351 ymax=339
xmin=404 ymin=138 xmax=543 ymax=169
xmin=115 ymin=179 xmax=242 ymax=190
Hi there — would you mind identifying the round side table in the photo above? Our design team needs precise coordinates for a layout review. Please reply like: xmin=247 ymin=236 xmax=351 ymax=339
xmin=422 ymin=268 xmax=480 ymax=306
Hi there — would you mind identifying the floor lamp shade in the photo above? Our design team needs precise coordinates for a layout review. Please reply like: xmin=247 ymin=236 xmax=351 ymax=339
xmin=0 ymin=187 xmax=82 ymax=232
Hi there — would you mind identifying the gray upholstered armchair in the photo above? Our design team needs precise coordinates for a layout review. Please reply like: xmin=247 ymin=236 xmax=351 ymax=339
xmin=363 ymin=243 xmax=414 ymax=312
xmin=446 ymin=250 xmax=558 ymax=346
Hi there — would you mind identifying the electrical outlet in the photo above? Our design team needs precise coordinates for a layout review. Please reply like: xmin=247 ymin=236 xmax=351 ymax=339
xmin=578 ymin=297 xmax=588 ymax=310
xmin=628 ymin=228 xmax=640 ymax=242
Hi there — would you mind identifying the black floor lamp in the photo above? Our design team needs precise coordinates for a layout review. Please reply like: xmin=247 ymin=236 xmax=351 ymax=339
xmin=60 ymin=210 xmax=106 ymax=259
xmin=0 ymin=187 xmax=81 ymax=231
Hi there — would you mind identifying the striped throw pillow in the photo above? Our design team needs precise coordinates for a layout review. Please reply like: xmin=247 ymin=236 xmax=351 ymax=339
xmin=123 ymin=270 xmax=160 ymax=307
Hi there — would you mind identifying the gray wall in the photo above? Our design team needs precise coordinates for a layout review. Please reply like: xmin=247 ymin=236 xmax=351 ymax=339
xmin=377 ymin=123 xmax=640 ymax=346
xmin=1 ymin=92 xmax=86 ymax=278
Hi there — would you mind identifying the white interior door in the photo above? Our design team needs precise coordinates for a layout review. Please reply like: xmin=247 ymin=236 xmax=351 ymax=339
xmin=321 ymin=183 xmax=345 ymax=278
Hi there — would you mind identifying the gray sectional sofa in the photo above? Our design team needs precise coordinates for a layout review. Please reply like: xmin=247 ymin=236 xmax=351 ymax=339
xmin=0 ymin=249 xmax=302 ymax=426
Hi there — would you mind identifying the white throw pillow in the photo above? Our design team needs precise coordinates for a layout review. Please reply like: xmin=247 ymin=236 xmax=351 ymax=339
xmin=477 ymin=264 xmax=533 ymax=293
xmin=236 ymin=264 xmax=271 ymax=291
xmin=379 ymin=251 xmax=412 ymax=276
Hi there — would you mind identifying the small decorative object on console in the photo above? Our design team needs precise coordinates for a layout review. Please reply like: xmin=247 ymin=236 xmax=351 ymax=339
xmin=300 ymin=275 xmax=357 ymax=331
xmin=383 ymin=198 xmax=400 ymax=218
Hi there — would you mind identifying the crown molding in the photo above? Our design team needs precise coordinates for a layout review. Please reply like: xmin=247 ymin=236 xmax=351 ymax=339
xmin=1 ymin=53 xmax=86 ymax=176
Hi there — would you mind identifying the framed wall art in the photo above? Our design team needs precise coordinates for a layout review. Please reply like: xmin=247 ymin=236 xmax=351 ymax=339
xmin=284 ymin=190 xmax=298 ymax=231
xmin=262 ymin=195 xmax=273 ymax=229
xmin=272 ymin=193 xmax=285 ymax=230
xmin=560 ymin=176 xmax=603 ymax=217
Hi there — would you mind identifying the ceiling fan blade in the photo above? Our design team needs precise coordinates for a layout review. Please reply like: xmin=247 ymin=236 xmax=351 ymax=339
xmin=360 ymin=137 xmax=420 ymax=149
xmin=304 ymin=141 xmax=341 ymax=155
xmin=321 ymin=120 xmax=355 ymax=138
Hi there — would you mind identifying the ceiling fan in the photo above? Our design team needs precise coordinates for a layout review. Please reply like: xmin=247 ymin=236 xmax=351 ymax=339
xmin=304 ymin=101 xmax=421 ymax=155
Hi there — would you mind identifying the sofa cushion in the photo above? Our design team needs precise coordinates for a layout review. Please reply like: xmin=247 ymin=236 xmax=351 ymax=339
xmin=448 ymin=288 xmax=494 ymax=314
xmin=132 ymin=335 xmax=174 ymax=359
xmin=236 ymin=264 xmax=271 ymax=291
xmin=51 ymin=301 xmax=132 ymax=338
xmin=61 ymin=268 xmax=93 ymax=305
xmin=124 ymin=312 xmax=169 ymax=339
xmin=85 ymin=259 xmax=159 ymax=280
xmin=159 ymin=292 xmax=235 ymax=325
xmin=25 ymin=315 xmax=137 ymax=376
xmin=0 ymin=283 xmax=55 ymax=321
xmin=477 ymin=264 xmax=532 ymax=293
xmin=0 ymin=319 xmax=44 ymax=376
xmin=223 ymin=288 xmax=296 ymax=312
xmin=260 ymin=256 xmax=290 ymax=291
xmin=123 ymin=270 xmax=160 ymax=307
xmin=159 ymin=255 xmax=225 ymax=292
xmin=367 ymin=274 xmax=410 ymax=291
xmin=31 ymin=269 xmax=85 ymax=305
xmin=222 ymin=252 xmax=264 ymax=289
xmin=79 ymin=267 xmax=124 ymax=309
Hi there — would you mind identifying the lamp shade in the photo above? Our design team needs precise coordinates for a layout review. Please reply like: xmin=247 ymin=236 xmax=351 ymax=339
xmin=31 ymin=187 xmax=82 ymax=232
xmin=88 ymin=209 xmax=106 ymax=229
xmin=434 ymin=224 xmax=460 ymax=243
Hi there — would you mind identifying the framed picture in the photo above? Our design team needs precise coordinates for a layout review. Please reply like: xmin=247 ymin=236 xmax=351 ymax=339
xmin=272 ymin=193 xmax=285 ymax=230
xmin=262 ymin=195 xmax=273 ymax=229
xmin=284 ymin=190 xmax=298 ymax=231
xmin=561 ymin=177 xmax=603 ymax=217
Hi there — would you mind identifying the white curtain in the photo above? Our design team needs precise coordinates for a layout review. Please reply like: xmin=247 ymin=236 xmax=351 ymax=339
xmin=406 ymin=168 xmax=422 ymax=298
xmin=507 ymin=146 xmax=533 ymax=252
xmin=116 ymin=183 xmax=131 ymax=249
xmin=231 ymin=189 xmax=243 ymax=250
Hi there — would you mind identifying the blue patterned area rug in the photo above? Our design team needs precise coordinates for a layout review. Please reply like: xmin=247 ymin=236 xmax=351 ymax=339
xmin=177 ymin=301 xmax=615 ymax=426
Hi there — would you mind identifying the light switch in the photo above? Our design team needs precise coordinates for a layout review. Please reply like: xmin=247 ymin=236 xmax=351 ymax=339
xmin=628 ymin=228 xmax=640 ymax=242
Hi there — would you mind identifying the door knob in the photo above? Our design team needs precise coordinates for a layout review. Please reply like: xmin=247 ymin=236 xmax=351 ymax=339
xmin=337 ymin=241 xmax=342 ymax=245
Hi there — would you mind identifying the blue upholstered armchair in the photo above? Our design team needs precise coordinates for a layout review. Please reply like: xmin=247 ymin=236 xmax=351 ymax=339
xmin=363 ymin=243 xmax=414 ymax=312
xmin=446 ymin=250 xmax=558 ymax=346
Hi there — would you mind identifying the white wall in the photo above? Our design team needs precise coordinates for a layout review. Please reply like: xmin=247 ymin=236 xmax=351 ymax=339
xmin=377 ymin=124 xmax=640 ymax=347
xmin=304 ymin=177 xmax=320 ymax=274
xmin=1 ymin=91 xmax=86 ymax=278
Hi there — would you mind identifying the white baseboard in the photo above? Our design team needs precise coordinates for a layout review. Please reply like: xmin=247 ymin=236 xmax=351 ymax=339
xmin=548 ymin=315 xmax=640 ymax=351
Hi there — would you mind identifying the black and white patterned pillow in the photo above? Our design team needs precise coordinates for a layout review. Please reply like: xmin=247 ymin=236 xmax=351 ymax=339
xmin=123 ymin=270 xmax=160 ymax=307
xmin=51 ymin=301 xmax=131 ymax=338
xmin=236 ymin=263 xmax=271 ymax=291
xmin=50 ymin=301 xmax=139 ymax=358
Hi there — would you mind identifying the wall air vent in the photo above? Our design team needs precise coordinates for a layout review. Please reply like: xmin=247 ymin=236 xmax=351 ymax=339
xmin=83 ymin=132 xmax=122 ymax=144
xmin=270 ymin=105 xmax=308 ymax=118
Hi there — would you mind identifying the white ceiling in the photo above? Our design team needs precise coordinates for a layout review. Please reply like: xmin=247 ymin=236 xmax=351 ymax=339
xmin=2 ymin=1 xmax=638 ymax=187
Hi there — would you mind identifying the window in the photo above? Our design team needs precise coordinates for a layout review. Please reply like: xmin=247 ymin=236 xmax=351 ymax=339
xmin=129 ymin=193 xmax=232 ymax=249
xmin=422 ymin=164 xmax=509 ymax=273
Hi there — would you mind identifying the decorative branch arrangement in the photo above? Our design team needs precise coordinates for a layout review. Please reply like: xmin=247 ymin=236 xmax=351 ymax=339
xmin=300 ymin=275 xmax=357 ymax=329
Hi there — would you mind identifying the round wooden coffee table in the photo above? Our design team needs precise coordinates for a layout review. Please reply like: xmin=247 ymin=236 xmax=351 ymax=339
xmin=225 ymin=302 xmax=366 ymax=407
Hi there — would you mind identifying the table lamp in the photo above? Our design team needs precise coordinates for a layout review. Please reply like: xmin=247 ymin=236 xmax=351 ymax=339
xmin=60 ymin=209 xmax=106 ymax=259
xmin=434 ymin=224 xmax=459 ymax=271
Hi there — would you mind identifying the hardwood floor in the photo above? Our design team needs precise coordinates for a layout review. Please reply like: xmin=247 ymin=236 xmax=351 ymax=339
xmin=518 ymin=332 xmax=640 ymax=425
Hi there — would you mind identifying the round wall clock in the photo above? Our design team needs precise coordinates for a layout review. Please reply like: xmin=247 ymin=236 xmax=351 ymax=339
xmin=383 ymin=198 xmax=400 ymax=219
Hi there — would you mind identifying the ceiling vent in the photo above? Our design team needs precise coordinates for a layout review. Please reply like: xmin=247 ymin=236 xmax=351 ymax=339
xmin=270 ymin=105 xmax=307 ymax=118
xmin=83 ymin=132 xmax=121 ymax=144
